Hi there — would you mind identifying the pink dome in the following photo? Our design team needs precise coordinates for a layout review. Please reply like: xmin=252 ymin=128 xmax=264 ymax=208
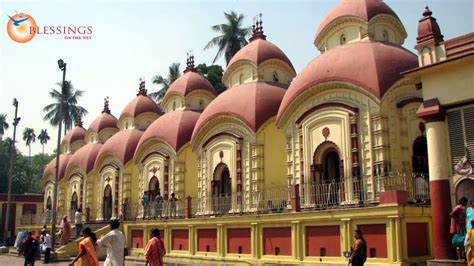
xmin=43 ymin=154 xmax=72 ymax=181
xmin=63 ymin=125 xmax=86 ymax=144
xmin=316 ymin=0 xmax=399 ymax=38
xmin=165 ymin=71 xmax=216 ymax=98
xmin=68 ymin=143 xmax=103 ymax=174
xmin=192 ymin=82 xmax=286 ymax=142
xmin=277 ymin=40 xmax=417 ymax=123
xmin=136 ymin=110 xmax=200 ymax=153
xmin=95 ymin=130 xmax=143 ymax=166
xmin=227 ymin=38 xmax=294 ymax=71
xmin=88 ymin=113 xmax=118 ymax=133
xmin=121 ymin=95 xmax=163 ymax=118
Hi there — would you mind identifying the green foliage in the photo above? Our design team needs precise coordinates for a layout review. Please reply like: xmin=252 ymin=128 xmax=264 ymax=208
xmin=0 ymin=139 xmax=53 ymax=194
xmin=0 ymin=114 xmax=9 ymax=138
xmin=149 ymin=63 xmax=181 ymax=103
xmin=196 ymin=63 xmax=227 ymax=94
xmin=204 ymin=11 xmax=252 ymax=64
xmin=43 ymin=80 xmax=88 ymax=133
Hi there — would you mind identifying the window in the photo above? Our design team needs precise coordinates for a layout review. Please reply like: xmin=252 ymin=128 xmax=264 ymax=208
xmin=272 ymin=71 xmax=279 ymax=82
xmin=239 ymin=73 xmax=244 ymax=84
xmin=382 ymin=30 xmax=389 ymax=41
xmin=340 ymin=34 xmax=346 ymax=45
xmin=172 ymin=101 xmax=176 ymax=111
xmin=447 ymin=106 xmax=474 ymax=167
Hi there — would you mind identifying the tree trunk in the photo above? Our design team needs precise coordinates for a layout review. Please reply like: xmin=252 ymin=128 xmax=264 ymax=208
xmin=29 ymin=144 xmax=31 ymax=165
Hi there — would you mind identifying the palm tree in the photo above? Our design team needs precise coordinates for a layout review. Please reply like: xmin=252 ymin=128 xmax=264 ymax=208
xmin=149 ymin=63 xmax=181 ymax=103
xmin=38 ymin=129 xmax=50 ymax=155
xmin=23 ymin=127 xmax=36 ymax=162
xmin=204 ymin=11 xmax=252 ymax=64
xmin=0 ymin=114 xmax=9 ymax=141
xmin=43 ymin=80 xmax=88 ymax=133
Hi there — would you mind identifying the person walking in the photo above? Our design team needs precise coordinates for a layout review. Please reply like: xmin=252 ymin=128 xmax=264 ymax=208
xmin=96 ymin=219 xmax=126 ymax=266
xmin=40 ymin=230 xmax=52 ymax=263
xmin=60 ymin=215 xmax=72 ymax=245
xmin=349 ymin=229 xmax=367 ymax=266
xmin=69 ymin=227 xmax=99 ymax=266
xmin=75 ymin=208 xmax=83 ymax=237
xmin=22 ymin=232 xmax=38 ymax=266
xmin=144 ymin=229 xmax=165 ymax=266
xmin=450 ymin=197 xmax=468 ymax=261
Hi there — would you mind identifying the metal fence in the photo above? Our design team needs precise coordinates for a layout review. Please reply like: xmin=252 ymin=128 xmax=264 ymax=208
xmin=50 ymin=172 xmax=430 ymax=223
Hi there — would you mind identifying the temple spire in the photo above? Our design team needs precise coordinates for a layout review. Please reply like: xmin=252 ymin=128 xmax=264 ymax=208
xmin=74 ymin=112 xmax=83 ymax=127
xmin=184 ymin=50 xmax=196 ymax=73
xmin=102 ymin=96 xmax=111 ymax=114
xmin=415 ymin=6 xmax=444 ymax=48
xmin=137 ymin=78 xmax=147 ymax=96
xmin=250 ymin=13 xmax=266 ymax=42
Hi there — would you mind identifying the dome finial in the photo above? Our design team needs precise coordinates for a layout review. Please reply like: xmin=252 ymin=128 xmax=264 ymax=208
xmin=102 ymin=96 xmax=111 ymax=114
xmin=423 ymin=6 xmax=432 ymax=17
xmin=250 ymin=13 xmax=266 ymax=41
xmin=74 ymin=112 xmax=83 ymax=127
xmin=137 ymin=77 xmax=147 ymax=96
xmin=184 ymin=50 xmax=196 ymax=73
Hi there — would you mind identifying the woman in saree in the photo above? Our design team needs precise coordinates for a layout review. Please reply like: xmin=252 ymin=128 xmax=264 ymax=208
xmin=60 ymin=215 xmax=72 ymax=245
xmin=145 ymin=229 xmax=165 ymax=266
xmin=69 ymin=227 xmax=99 ymax=266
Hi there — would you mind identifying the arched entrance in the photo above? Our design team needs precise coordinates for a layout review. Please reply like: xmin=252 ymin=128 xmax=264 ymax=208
xmin=103 ymin=185 xmax=113 ymax=220
xmin=46 ymin=196 xmax=52 ymax=210
xmin=148 ymin=176 xmax=160 ymax=200
xmin=312 ymin=143 xmax=344 ymax=207
xmin=212 ymin=163 xmax=232 ymax=214
xmin=412 ymin=136 xmax=429 ymax=175
xmin=456 ymin=178 xmax=474 ymax=202
xmin=70 ymin=192 xmax=78 ymax=218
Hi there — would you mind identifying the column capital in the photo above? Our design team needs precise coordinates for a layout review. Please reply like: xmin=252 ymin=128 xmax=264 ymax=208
xmin=416 ymin=98 xmax=445 ymax=122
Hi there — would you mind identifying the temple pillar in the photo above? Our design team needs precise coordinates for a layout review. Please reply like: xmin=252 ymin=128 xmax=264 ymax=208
xmin=417 ymin=99 xmax=451 ymax=259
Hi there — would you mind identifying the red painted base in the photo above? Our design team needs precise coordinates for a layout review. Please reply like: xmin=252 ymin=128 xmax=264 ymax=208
xmin=430 ymin=179 xmax=453 ymax=260
xmin=379 ymin=190 xmax=408 ymax=205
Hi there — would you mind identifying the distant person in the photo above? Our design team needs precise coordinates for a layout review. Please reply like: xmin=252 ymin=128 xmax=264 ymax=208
xmin=155 ymin=192 xmax=164 ymax=218
xmin=96 ymin=219 xmax=125 ymax=266
xmin=450 ymin=197 xmax=468 ymax=260
xmin=75 ymin=208 xmax=83 ymax=237
xmin=40 ymin=230 xmax=52 ymax=264
xmin=145 ymin=229 xmax=165 ymax=266
xmin=15 ymin=230 xmax=28 ymax=256
xmin=69 ymin=227 xmax=99 ymax=266
xmin=142 ymin=192 xmax=150 ymax=219
xmin=22 ymin=232 xmax=38 ymax=266
xmin=349 ymin=229 xmax=367 ymax=266
xmin=169 ymin=193 xmax=177 ymax=218
xmin=467 ymin=199 xmax=474 ymax=232
xmin=60 ymin=215 xmax=72 ymax=245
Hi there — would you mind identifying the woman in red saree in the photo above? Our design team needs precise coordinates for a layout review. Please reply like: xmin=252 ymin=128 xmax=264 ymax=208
xmin=145 ymin=229 xmax=165 ymax=266
xmin=69 ymin=227 xmax=99 ymax=266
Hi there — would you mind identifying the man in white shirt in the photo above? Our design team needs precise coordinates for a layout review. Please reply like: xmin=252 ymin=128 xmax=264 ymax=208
xmin=74 ymin=208 xmax=83 ymax=237
xmin=97 ymin=219 xmax=126 ymax=266
xmin=40 ymin=230 xmax=52 ymax=263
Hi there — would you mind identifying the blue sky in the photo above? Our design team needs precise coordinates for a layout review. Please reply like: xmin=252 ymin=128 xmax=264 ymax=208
xmin=1 ymin=0 xmax=473 ymax=155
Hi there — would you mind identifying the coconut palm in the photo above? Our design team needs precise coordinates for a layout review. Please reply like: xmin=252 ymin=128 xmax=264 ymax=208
xmin=149 ymin=63 xmax=181 ymax=103
xmin=0 ymin=114 xmax=9 ymax=141
xmin=204 ymin=11 xmax=252 ymax=64
xmin=22 ymin=127 xmax=36 ymax=162
xmin=38 ymin=129 xmax=50 ymax=155
xmin=43 ymin=80 xmax=88 ymax=133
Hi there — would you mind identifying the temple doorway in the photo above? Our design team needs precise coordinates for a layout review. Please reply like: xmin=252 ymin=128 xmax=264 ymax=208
xmin=148 ymin=176 xmax=160 ymax=200
xmin=412 ymin=136 xmax=429 ymax=175
xmin=103 ymin=185 xmax=113 ymax=220
xmin=212 ymin=163 xmax=232 ymax=214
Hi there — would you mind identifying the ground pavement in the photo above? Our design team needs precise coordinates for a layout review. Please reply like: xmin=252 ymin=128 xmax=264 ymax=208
xmin=0 ymin=254 xmax=234 ymax=265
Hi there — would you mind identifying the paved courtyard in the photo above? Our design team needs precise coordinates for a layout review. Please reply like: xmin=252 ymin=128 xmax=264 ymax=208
xmin=0 ymin=254 xmax=235 ymax=265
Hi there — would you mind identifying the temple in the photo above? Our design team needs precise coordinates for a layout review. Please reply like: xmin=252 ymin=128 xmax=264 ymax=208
xmin=27 ymin=0 xmax=474 ymax=264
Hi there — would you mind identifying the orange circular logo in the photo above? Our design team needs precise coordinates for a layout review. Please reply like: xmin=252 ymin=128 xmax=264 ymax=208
xmin=6 ymin=13 xmax=37 ymax=43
